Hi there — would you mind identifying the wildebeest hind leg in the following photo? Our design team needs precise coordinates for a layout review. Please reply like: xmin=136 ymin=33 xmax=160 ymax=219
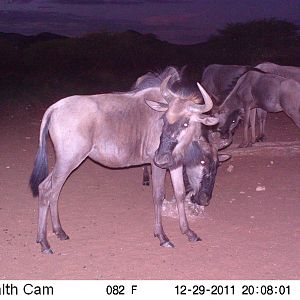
xmin=49 ymin=167 xmax=73 ymax=241
xmin=38 ymin=154 xmax=89 ymax=254
xmin=37 ymin=173 xmax=54 ymax=254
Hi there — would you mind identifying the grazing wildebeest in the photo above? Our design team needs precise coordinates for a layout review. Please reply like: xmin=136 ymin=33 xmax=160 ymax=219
xmin=30 ymin=67 xmax=220 ymax=253
xmin=217 ymin=69 xmax=300 ymax=147
xmin=201 ymin=64 xmax=267 ymax=145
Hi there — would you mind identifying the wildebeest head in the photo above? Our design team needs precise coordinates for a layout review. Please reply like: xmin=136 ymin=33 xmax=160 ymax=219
xmin=183 ymin=136 xmax=231 ymax=206
xmin=216 ymin=108 xmax=242 ymax=142
xmin=146 ymin=76 xmax=219 ymax=169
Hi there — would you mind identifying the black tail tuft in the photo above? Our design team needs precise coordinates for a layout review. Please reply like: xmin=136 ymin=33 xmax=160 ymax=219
xmin=29 ymin=147 xmax=49 ymax=197
xmin=29 ymin=115 xmax=50 ymax=197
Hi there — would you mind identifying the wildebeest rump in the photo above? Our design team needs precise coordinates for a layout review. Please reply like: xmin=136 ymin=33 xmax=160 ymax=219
xmin=201 ymin=64 xmax=252 ymax=105
xmin=253 ymin=62 xmax=300 ymax=142
xmin=256 ymin=62 xmax=300 ymax=82
xmin=29 ymin=67 xmax=219 ymax=253
xmin=217 ymin=69 xmax=300 ymax=147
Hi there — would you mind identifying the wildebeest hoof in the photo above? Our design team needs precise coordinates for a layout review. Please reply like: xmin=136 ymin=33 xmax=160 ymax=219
xmin=55 ymin=230 xmax=70 ymax=240
xmin=239 ymin=142 xmax=252 ymax=148
xmin=188 ymin=236 xmax=202 ymax=242
xmin=160 ymin=241 xmax=175 ymax=248
xmin=59 ymin=234 xmax=70 ymax=241
xmin=57 ymin=233 xmax=70 ymax=240
xmin=142 ymin=181 xmax=150 ymax=186
xmin=42 ymin=248 xmax=54 ymax=254
xmin=187 ymin=230 xmax=202 ymax=242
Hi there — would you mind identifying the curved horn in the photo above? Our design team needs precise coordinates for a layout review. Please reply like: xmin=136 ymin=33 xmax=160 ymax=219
xmin=160 ymin=75 xmax=178 ymax=103
xmin=189 ymin=82 xmax=214 ymax=113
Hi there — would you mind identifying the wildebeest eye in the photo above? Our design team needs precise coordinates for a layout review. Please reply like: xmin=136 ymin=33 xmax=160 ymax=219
xmin=183 ymin=122 xmax=189 ymax=127
xmin=232 ymin=120 xmax=235 ymax=123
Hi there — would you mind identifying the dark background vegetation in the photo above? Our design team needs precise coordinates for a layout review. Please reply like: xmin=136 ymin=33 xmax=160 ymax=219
xmin=0 ymin=18 xmax=299 ymax=105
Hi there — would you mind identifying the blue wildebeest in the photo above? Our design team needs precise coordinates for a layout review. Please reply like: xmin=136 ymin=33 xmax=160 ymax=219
xmin=253 ymin=62 xmax=300 ymax=141
xmin=201 ymin=64 xmax=267 ymax=145
xmin=158 ymin=78 xmax=231 ymax=206
xmin=216 ymin=69 xmax=300 ymax=147
xmin=138 ymin=70 xmax=231 ymax=204
xmin=30 ymin=67 xmax=220 ymax=253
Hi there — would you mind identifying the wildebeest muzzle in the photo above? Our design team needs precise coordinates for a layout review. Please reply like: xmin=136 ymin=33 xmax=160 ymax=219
xmin=154 ymin=135 xmax=178 ymax=169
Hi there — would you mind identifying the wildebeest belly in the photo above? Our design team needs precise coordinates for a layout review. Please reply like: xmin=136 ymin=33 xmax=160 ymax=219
xmin=258 ymin=99 xmax=282 ymax=113
xmin=88 ymin=137 xmax=148 ymax=168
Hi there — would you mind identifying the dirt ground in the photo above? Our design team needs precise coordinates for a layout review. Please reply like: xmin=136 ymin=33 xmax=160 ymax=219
xmin=0 ymin=102 xmax=299 ymax=280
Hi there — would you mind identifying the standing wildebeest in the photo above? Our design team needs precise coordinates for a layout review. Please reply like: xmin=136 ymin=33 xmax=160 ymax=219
xmin=217 ymin=69 xmax=300 ymax=147
xmin=201 ymin=64 xmax=267 ymax=144
xmin=252 ymin=62 xmax=300 ymax=141
xmin=30 ymin=67 xmax=220 ymax=253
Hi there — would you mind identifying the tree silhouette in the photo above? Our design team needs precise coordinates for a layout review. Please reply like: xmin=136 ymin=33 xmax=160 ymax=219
xmin=207 ymin=18 xmax=299 ymax=64
xmin=209 ymin=18 xmax=299 ymax=47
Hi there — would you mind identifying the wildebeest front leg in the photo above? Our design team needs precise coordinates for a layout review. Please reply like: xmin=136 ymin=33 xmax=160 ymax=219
xmin=151 ymin=163 xmax=173 ymax=247
xmin=170 ymin=166 xmax=201 ymax=243
xmin=250 ymin=108 xmax=257 ymax=144
xmin=239 ymin=107 xmax=252 ymax=148
xmin=256 ymin=108 xmax=267 ymax=142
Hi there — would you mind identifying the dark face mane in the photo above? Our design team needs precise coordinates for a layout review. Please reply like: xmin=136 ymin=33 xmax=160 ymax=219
xmin=183 ymin=138 xmax=219 ymax=206
xmin=154 ymin=115 xmax=191 ymax=169
xmin=131 ymin=66 xmax=181 ymax=92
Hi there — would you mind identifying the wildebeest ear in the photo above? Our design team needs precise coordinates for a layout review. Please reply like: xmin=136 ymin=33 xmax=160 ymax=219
xmin=145 ymin=99 xmax=169 ymax=112
xmin=197 ymin=115 xmax=219 ymax=126
xmin=218 ymin=154 xmax=231 ymax=162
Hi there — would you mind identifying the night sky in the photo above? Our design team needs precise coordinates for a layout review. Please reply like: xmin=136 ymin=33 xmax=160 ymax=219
xmin=1 ymin=0 xmax=300 ymax=44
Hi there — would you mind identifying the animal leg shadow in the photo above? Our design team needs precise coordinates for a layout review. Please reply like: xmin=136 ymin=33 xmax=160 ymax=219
xmin=256 ymin=135 xmax=266 ymax=142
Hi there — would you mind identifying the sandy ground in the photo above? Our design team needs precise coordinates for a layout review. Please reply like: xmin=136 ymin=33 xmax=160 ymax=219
xmin=0 ymin=102 xmax=299 ymax=280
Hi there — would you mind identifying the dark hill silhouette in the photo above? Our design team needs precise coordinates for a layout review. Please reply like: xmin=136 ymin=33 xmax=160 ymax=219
xmin=0 ymin=19 xmax=299 ymax=104
xmin=0 ymin=32 xmax=68 ymax=49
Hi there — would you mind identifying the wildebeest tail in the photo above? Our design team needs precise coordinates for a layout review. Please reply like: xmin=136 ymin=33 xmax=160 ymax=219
xmin=29 ymin=109 xmax=52 ymax=197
